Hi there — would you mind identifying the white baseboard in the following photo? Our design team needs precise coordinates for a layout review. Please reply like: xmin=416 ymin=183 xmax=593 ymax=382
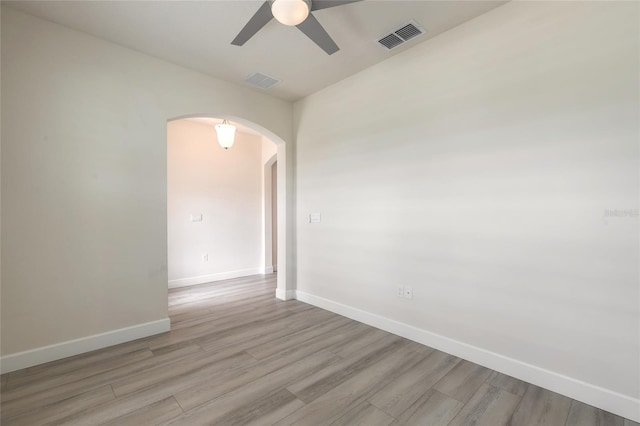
xmin=264 ymin=266 xmax=274 ymax=274
xmin=0 ymin=318 xmax=170 ymax=374
xmin=168 ymin=267 xmax=263 ymax=289
xmin=295 ymin=290 xmax=640 ymax=423
xmin=275 ymin=288 xmax=296 ymax=301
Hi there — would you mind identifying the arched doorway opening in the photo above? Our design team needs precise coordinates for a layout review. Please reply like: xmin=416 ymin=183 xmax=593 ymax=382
xmin=166 ymin=114 xmax=290 ymax=300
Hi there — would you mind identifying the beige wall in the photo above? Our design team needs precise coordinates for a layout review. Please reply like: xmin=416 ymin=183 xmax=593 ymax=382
xmin=167 ymin=120 xmax=264 ymax=286
xmin=294 ymin=0 xmax=639 ymax=419
xmin=0 ymin=6 xmax=292 ymax=357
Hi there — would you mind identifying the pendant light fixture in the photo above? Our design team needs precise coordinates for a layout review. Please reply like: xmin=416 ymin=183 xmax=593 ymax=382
xmin=215 ymin=119 xmax=236 ymax=150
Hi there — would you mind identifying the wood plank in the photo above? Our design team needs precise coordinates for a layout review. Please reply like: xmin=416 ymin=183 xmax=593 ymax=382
xmin=194 ymin=307 xmax=336 ymax=356
xmin=53 ymin=351 xmax=256 ymax=426
xmin=432 ymin=359 xmax=492 ymax=403
xmin=448 ymin=383 xmax=521 ymax=426
xmin=0 ymin=343 xmax=201 ymax=420
xmin=100 ymin=396 xmax=184 ymax=426
xmin=168 ymin=350 xmax=340 ymax=424
xmin=170 ymin=296 xmax=278 ymax=330
xmin=368 ymin=349 xmax=460 ymax=417
xmin=509 ymin=384 xmax=572 ymax=426
xmin=168 ymin=288 xmax=274 ymax=318
xmin=287 ymin=334 xmax=405 ymax=403
xmin=174 ymin=323 xmax=367 ymax=412
xmin=168 ymin=275 xmax=273 ymax=302
xmin=486 ymin=371 xmax=529 ymax=397
xmin=331 ymin=401 xmax=395 ymax=426
xmin=149 ymin=303 xmax=313 ymax=351
xmin=390 ymin=389 xmax=463 ymax=426
xmin=168 ymin=389 xmax=304 ymax=426
xmin=111 ymin=349 xmax=255 ymax=397
xmin=1 ymin=384 xmax=115 ymax=426
xmin=329 ymin=326 xmax=390 ymax=358
xmin=219 ymin=389 xmax=306 ymax=426
xmin=274 ymin=343 xmax=426 ymax=426
xmin=245 ymin=315 xmax=353 ymax=359
xmin=168 ymin=290 xmax=275 ymax=318
xmin=2 ymin=348 xmax=154 ymax=400
xmin=242 ymin=394 xmax=306 ymax=426
xmin=3 ymin=339 xmax=151 ymax=390
xmin=565 ymin=400 xmax=625 ymax=426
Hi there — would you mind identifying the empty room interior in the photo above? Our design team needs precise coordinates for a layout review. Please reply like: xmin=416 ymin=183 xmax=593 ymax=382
xmin=0 ymin=0 xmax=638 ymax=425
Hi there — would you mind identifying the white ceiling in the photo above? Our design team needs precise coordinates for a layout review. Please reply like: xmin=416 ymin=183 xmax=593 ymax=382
xmin=6 ymin=0 xmax=506 ymax=101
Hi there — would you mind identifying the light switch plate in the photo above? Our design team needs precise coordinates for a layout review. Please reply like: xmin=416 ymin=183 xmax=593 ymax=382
xmin=190 ymin=213 xmax=203 ymax=222
xmin=309 ymin=213 xmax=321 ymax=223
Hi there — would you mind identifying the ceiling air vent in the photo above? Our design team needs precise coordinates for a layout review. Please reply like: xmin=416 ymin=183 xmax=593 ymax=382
xmin=377 ymin=21 xmax=426 ymax=50
xmin=378 ymin=34 xmax=404 ymax=50
xmin=244 ymin=72 xmax=280 ymax=89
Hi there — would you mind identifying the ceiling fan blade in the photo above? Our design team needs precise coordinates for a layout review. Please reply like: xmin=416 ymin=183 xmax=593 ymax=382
xmin=231 ymin=1 xmax=273 ymax=46
xmin=296 ymin=14 xmax=339 ymax=55
xmin=310 ymin=0 xmax=363 ymax=11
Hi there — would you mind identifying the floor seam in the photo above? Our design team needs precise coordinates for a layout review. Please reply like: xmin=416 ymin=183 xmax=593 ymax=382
xmin=173 ymin=395 xmax=187 ymax=413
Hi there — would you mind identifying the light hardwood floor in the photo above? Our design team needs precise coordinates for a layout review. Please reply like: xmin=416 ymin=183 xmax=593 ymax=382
xmin=1 ymin=274 xmax=637 ymax=426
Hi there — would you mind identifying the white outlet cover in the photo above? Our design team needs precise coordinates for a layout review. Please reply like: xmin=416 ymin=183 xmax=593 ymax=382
xmin=190 ymin=213 xmax=203 ymax=222
xmin=404 ymin=286 xmax=413 ymax=299
xmin=309 ymin=213 xmax=321 ymax=223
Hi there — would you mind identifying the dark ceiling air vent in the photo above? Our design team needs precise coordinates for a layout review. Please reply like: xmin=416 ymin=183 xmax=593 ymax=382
xmin=378 ymin=34 xmax=404 ymax=50
xmin=244 ymin=72 xmax=280 ymax=89
xmin=377 ymin=21 xmax=426 ymax=50
xmin=395 ymin=23 xmax=423 ymax=41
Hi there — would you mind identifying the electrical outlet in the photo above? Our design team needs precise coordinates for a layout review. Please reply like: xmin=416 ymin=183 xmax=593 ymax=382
xmin=404 ymin=286 xmax=413 ymax=299
xmin=202 ymin=253 xmax=209 ymax=262
xmin=396 ymin=285 xmax=404 ymax=297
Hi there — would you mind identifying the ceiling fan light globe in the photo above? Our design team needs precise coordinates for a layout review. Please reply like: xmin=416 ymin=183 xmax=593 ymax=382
xmin=271 ymin=0 xmax=310 ymax=26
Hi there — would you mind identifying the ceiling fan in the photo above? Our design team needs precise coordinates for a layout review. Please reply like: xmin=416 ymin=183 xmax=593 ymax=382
xmin=231 ymin=0 xmax=362 ymax=55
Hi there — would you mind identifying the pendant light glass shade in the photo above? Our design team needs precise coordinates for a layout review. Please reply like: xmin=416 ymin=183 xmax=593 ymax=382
xmin=271 ymin=0 xmax=310 ymax=26
xmin=215 ymin=119 xmax=236 ymax=150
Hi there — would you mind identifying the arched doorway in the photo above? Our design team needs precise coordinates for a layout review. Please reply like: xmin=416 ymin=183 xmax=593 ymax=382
xmin=166 ymin=114 xmax=291 ymax=300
